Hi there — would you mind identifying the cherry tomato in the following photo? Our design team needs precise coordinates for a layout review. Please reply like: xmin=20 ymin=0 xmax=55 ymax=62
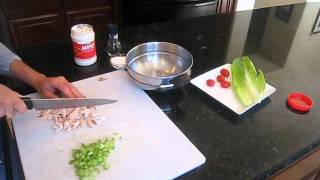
xmin=217 ymin=75 xmax=225 ymax=82
xmin=220 ymin=68 xmax=230 ymax=77
xmin=206 ymin=79 xmax=215 ymax=87
xmin=220 ymin=81 xmax=231 ymax=88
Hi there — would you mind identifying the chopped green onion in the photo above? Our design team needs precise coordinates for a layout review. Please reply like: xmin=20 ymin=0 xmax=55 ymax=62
xmin=69 ymin=136 xmax=119 ymax=180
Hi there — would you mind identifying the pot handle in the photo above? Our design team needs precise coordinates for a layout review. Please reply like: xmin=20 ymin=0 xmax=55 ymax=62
xmin=159 ymin=84 xmax=174 ymax=88
xmin=168 ymin=70 xmax=191 ymax=88
xmin=110 ymin=55 xmax=127 ymax=69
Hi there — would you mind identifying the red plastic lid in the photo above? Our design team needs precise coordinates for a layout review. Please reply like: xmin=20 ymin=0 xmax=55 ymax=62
xmin=287 ymin=92 xmax=313 ymax=112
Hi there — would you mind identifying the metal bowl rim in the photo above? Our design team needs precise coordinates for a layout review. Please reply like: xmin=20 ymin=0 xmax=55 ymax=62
xmin=126 ymin=42 xmax=193 ymax=79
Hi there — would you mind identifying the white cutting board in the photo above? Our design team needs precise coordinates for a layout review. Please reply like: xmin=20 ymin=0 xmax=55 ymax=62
xmin=13 ymin=70 xmax=206 ymax=180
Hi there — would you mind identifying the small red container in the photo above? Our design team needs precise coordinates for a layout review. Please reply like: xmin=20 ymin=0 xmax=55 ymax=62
xmin=287 ymin=92 xmax=313 ymax=112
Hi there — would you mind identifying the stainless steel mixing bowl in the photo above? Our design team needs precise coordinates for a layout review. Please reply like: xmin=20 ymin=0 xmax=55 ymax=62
xmin=111 ymin=42 xmax=193 ymax=90
xmin=127 ymin=42 xmax=193 ymax=90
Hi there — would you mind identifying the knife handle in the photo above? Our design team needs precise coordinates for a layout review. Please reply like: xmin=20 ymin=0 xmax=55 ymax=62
xmin=20 ymin=97 xmax=33 ymax=110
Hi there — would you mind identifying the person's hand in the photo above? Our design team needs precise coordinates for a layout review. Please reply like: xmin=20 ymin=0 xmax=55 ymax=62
xmin=0 ymin=84 xmax=27 ymax=118
xmin=33 ymin=76 xmax=84 ymax=98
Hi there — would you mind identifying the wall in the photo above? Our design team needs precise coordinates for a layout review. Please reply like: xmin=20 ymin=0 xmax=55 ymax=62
xmin=226 ymin=10 xmax=253 ymax=60
xmin=254 ymin=0 xmax=307 ymax=9
xmin=237 ymin=0 xmax=320 ymax=11
xmin=236 ymin=0 xmax=255 ymax=11
xmin=286 ymin=3 xmax=320 ymax=67
xmin=258 ymin=3 xmax=305 ymax=68
xmin=265 ymin=2 xmax=320 ymax=93
xmin=251 ymin=2 xmax=320 ymax=93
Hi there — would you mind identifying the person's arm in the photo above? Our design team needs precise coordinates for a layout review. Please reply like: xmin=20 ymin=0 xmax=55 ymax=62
xmin=0 ymin=43 xmax=21 ymax=76
xmin=0 ymin=42 xmax=26 ymax=118
xmin=9 ymin=60 xmax=83 ymax=98
xmin=0 ymin=43 xmax=83 ymax=118
xmin=0 ymin=84 xmax=26 ymax=118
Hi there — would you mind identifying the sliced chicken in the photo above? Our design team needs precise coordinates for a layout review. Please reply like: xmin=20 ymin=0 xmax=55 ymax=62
xmin=38 ymin=107 xmax=101 ymax=132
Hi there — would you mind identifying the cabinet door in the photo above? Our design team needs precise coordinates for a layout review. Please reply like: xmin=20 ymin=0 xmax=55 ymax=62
xmin=63 ymin=0 xmax=112 ymax=10
xmin=66 ymin=6 xmax=113 ymax=33
xmin=271 ymin=147 xmax=320 ymax=180
xmin=1 ymin=0 xmax=58 ymax=19
xmin=8 ymin=14 xmax=63 ymax=48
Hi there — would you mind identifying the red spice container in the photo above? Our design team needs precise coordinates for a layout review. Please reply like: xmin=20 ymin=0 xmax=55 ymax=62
xmin=71 ymin=24 xmax=97 ymax=66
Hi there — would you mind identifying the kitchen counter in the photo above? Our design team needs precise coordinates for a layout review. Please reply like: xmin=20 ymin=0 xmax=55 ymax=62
xmin=3 ymin=2 xmax=320 ymax=179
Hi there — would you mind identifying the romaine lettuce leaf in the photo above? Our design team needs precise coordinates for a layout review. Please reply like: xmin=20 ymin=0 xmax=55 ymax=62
xmin=231 ymin=56 xmax=266 ymax=106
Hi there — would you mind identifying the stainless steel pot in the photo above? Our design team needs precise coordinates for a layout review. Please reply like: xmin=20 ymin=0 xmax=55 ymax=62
xmin=111 ymin=42 xmax=193 ymax=90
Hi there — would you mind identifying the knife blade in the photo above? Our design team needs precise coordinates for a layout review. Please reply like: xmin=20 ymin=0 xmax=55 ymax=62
xmin=20 ymin=97 xmax=118 ymax=110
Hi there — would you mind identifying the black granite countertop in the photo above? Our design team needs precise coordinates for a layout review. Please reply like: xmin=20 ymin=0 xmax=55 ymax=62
xmin=4 ymin=2 xmax=320 ymax=180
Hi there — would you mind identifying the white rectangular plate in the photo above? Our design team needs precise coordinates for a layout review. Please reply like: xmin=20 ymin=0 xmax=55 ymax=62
xmin=191 ymin=64 xmax=276 ymax=115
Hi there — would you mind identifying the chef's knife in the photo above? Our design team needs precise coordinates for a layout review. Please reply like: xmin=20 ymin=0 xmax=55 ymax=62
xmin=20 ymin=97 xmax=117 ymax=110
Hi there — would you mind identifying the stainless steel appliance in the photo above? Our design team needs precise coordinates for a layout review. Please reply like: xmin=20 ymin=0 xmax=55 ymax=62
xmin=120 ymin=0 xmax=217 ymax=26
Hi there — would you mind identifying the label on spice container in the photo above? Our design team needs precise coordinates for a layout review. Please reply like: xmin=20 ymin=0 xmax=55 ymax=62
xmin=72 ymin=41 xmax=96 ymax=60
